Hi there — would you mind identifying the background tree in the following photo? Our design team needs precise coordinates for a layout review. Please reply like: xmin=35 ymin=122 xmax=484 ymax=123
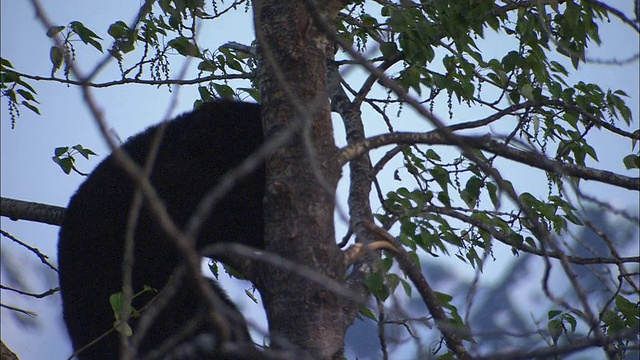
xmin=1 ymin=0 xmax=638 ymax=359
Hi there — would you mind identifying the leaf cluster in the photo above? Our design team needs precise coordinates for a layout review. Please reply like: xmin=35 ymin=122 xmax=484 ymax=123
xmin=0 ymin=58 xmax=40 ymax=128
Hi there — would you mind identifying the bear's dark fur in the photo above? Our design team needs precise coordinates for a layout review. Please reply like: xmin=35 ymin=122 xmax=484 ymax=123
xmin=58 ymin=101 xmax=264 ymax=359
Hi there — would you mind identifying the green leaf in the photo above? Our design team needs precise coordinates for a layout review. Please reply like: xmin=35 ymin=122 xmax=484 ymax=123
xmin=519 ymin=192 xmax=540 ymax=209
xmin=0 ymin=57 xmax=14 ymax=68
xmin=16 ymin=77 xmax=36 ymax=93
xmin=5 ymin=89 xmax=16 ymax=102
xmin=50 ymin=46 xmax=64 ymax=70
xmin=622 ymin=154 xmax=640 ymax=169
xmin=242 ymin=87 xmax=261 ymax=102
xmin=107 ymin=21 xmax=129 ymax=39
xmin=16 ymin=89 xmax=37 ymax=102
xmin=547 ymin=318 xmax=563 ymax=344
xmin=398 ymin=67 xmax=422 ymax=94
xmin=109 ymin=293 xmax=134 ymax=336
xmin=1 ymin=71 xmax=17 ymax=86
xmin=425 ymin=149 xmax=441 ymax=161
xmin=359 ymin=307 xmax=377 ymax=321
xmin=46 ymin=25 xmax=65 ymax=38
xmin=521 ymin=84 xmax=535 ymax=101
xmin=583 ymin=144 xmax=598 ymax=162
xmin=485 ymin=182 xmax=499 ymax=208
xmin=437 ymin=191 xmax=451 ymax=207
xmin=380 ymin=42 xmax=398 ymax=58
xmin=399 ymin=278 xmax=412 ymax=297
xmin=212 ymin=83 xmax=235 ymax=99
xmin=563 ymin=211 xmax=583 ymax=225
xmin=113 ymin=319 xmax=133 ymax=337
xmin=244 ymin=288 xmax=259 ymax=304
xmin=168 ymin=15 xmax=181 ymax=30
xmin=52 ymin=156 xmax=72 ymax=174
xmin=435 ymin=291 xmax=453 ymax=304
xmin=198 ymin=86 xmax=213 ymax=102
xmin=54 ymin=146 xmax=69 ymax=157
xmin=509 ymin=89 xmax=521 ymax=103
xmin=365 ymin=272 xmax=389 ymax=301
xmin=466 ymin=176 xmax=483 ymax=196
xmin=72 ymin=144 xmax=97 ymax=159
xmin=197 ymin=60 xmax=217 ymax=72
xmin=109 ymin=292 xmax=125 ymax=319
xmin=461 ymin=176 xmax=483 ymax=209
xmin=22 ymin=101 xmax=41 ymax=115
xmin=564 ymin=313 xmax=577 ymax=332
xmin=614 ymin=295 xmax=639 ymax=321
xmin=502 ymin=51 xmax=520 ymax=72
xmin=429 ymin=166 xmax=450 ymax=193
xmin=118 ymin=40 xmax=135 ymax=54
xmin=532 ymin=115 xmax=540 ymax=134
xmin=168 ymin=37 xmax=199 ymax=57
xmin=70 ymin=21 xmax=103 ymax=52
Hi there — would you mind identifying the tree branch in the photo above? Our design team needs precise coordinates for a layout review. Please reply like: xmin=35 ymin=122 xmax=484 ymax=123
xmin=475 ymin=325 xmax=639 ymax=360
xmin=362 ymin=221 xmax=473 ymax=360
xmin=422 ymin=204 xmax=640 ymax=265
xmin=339 ymin=132 xmax=640 ymax=191
xmin=0 ymin=197 xmax=64 ymax=226
xmin=8 ymin=70 xmax=251 ymax=88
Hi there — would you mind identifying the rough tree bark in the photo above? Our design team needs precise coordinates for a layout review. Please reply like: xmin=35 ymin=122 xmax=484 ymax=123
xmin=251 ymin=1 xmax=353 ymax=358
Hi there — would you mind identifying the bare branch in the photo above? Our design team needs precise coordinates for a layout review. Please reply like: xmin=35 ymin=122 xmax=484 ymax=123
xmin=0 ymin=197 xmax=64 ymax=226
xmin=475 ymin=325 xmax=639 ymax=360
xmin=0 ymin=229 xmax=58 ymax=272
xmin=0 ymin=284 xmax=59 ymax=299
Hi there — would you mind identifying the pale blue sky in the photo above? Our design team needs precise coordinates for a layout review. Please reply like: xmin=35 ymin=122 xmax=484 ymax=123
xmin=1 ymin=1 xmax=638 ymax=359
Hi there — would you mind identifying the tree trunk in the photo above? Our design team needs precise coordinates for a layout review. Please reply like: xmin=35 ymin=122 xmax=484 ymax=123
xmin=252 ymin=1 xmax=351 ymax=358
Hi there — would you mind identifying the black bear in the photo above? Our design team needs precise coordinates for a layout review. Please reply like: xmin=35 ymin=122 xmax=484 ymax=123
xmin=58 ymin=101 xmax=265 ymax=359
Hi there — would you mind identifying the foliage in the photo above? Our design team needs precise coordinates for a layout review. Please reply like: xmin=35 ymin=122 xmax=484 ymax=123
xmin=52 ymin=145 xmax=97 ymax=175
xmin=1 ymin=0 xmax=638 ymax=359
xmin=0 ymin=58 xmax=40 ymax=128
